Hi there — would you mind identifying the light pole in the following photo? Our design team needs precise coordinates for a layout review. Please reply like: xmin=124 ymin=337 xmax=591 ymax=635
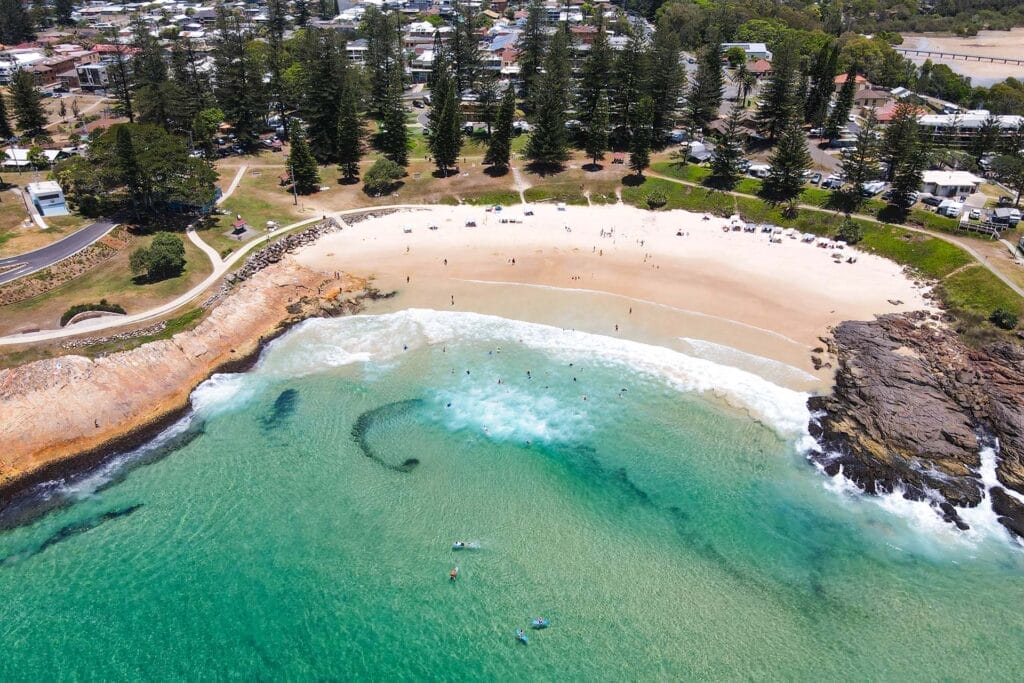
xmin=289 ymin=157 xmax=297 ymax=206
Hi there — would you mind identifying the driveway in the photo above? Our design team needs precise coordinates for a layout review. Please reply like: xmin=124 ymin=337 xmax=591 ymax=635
xmin=0 ymin=218 xmax=118 ymax=285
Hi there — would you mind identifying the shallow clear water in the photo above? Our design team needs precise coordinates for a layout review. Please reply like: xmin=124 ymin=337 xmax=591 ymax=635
xmin=2 ymin=310 xmax=1024 ymax=680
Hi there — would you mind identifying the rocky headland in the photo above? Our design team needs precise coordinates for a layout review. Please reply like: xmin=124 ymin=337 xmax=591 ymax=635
xmin=0 ymin=239 xmax=385 ymax=503
xmin=809 ymin=312 xmax=1024 ymax=539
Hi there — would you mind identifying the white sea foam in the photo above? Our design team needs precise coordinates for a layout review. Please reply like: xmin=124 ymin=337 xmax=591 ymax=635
xmin=189 ymin=372 xmax=255 ymax=417
xmin=252 ymin=309 xmax=812 ymax=438
xmin=679 ymin=337 xmax=820 ymax=386
xmin=434 ymin=382 xmax=591 ymax=445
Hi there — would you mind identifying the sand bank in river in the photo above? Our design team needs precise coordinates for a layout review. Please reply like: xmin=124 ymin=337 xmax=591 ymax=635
xmin=901 ymin=30 xmax=1024 ymax=86
xmin=296 ymin=204 xmax=933 ymax=390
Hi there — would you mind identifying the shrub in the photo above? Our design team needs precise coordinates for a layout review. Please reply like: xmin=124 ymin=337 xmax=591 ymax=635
xmin=836 ymin=217 xmax=864 ymax=245
xmin=363 ymin=158 xmax=405 ymax=196
xmin=989 ymin=308 xmax=1019 ymax=330
xmin=60 ymin=299 xmax=126 ymax=326
xmin=129 ymin=232 xmax=186 ymax=281
xmin=645 ymin=189 xmax=667 ymax=208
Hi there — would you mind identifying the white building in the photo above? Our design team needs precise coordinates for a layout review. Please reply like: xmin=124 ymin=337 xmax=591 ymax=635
xmin=720 ymin=42 xmax=773 ymax=61
xmin=26 ymin=181 xmax=69 ymax=217
xmin=917 ymin=110 xmax=1024 ymax=147
xmin=921 ymin=170 xmax=985 ymax=198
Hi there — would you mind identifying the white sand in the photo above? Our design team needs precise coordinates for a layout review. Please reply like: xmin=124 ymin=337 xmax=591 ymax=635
xmin=295 ymin=204 xmax=933 ymax=389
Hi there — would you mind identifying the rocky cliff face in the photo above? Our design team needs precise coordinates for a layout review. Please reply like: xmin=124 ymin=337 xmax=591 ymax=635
xmin=809 ymin=313 xmax=1024 ymax=539
xmin=0 ymin=259 xmax=373 ymax=499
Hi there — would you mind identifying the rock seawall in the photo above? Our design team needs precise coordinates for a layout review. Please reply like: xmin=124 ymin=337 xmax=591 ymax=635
xmin=809 ymin=313 xmax=1024 ymax=539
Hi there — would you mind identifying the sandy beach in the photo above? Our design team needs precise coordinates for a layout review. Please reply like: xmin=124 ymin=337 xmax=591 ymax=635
xmin=296 ymin=204 xmax=933 ymax=390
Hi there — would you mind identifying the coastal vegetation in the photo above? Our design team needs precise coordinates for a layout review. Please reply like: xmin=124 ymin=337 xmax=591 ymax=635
xmin=59 ymin=300 xmax=126 ymax=327
xmin=129 ymin=232 xmax=187 ymax=282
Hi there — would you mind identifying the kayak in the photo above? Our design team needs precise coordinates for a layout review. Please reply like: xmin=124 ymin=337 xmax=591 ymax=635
xmin=515 ymin=629 xmax=528 ymax=645
xmin=531 ymin=618 xmax=549 ymax=629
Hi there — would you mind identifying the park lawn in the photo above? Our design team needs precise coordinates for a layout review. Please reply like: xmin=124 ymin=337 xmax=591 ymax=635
xmin=0 ymin=233 xmax=212 ymax=336
xmin=0 ymin=206 xmax=94 ymax=258
xmin=203 ymin=169 xmax=307 ymax=257
xmin=938 ymin=264 xmax=1024 ymax=331
xmin=650 ymin=161 xmax=711 ymax=183
xmin=459 ymin=189 xmax=523 ymax=206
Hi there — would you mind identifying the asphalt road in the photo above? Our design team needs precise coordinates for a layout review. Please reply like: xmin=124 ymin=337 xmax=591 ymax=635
xmin=0 ymin=218 xmax=117 ymax=285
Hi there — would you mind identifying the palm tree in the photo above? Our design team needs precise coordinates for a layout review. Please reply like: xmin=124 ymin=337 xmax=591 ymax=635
xmin=731 ymin=62 xmax=749 ymax=101
xmin=732 ymin=63 xmax=757 ymax=108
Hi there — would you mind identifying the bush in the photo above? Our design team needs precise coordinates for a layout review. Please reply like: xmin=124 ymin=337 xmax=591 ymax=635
xmin=989 ymin=308 xmax=1019 ymax=330
xmin=836 ymin=217 xmax=864 ymax=245
xmin=60 ymin=299 xmax=126 ymax=326
xmin=363 ymin=158 xmax=405 ymax=196
xmin=129 ymin=232 xmax=186 ymax=281
xmin=645 ymin=189 xmax=667 ymax=208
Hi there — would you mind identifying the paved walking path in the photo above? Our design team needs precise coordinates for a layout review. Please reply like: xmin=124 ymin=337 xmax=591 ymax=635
xmin=0 ymin=205 xmax=427 ymax=346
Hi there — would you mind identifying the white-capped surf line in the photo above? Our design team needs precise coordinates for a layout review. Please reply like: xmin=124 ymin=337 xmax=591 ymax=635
xmin=233 ymin=308 xmax=811 ymax=438
xmin=679 ymin=337 xmax=819 ymax=386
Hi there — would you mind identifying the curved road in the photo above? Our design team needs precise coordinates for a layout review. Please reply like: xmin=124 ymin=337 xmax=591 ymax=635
xmin=0 ymin=205 xmax=429 ymax=346
xmin=0 ymin=165 xmax=248 ymax=287
xmin=0 ymin=219 xmax=118 ymax=286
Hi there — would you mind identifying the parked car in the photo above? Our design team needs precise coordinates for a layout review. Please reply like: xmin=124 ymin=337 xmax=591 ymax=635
xmin=921 ymin=195 xmax=943 ymax=207
xmin=969 ymin=208 xmax=982 ymax=220
xmin=809 ymin=172 xmax=822 ymax=185
xmin=821 ymin=176 xmax=843 ymax=189
xmin=412 ymin=99 xmax=424 ymax=108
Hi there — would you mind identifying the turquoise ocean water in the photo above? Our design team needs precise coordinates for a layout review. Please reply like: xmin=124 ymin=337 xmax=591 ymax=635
xmin=2 ymin=309 xmax=1024 ymax=680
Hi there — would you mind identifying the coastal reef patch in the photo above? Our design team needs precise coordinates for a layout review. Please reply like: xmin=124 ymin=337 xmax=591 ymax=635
xmin=351 ymin=399 xmax=425 ymax=472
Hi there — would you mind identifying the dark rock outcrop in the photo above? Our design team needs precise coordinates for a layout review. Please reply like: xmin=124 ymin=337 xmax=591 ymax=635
xmin=809 ymin=313 xmax=1024 ymax=539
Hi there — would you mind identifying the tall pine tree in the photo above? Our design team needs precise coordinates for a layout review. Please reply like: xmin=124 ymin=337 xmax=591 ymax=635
xmin=584 ymin=90 xmax=610 ymax=168
xmin=428 ymin=60 xmax=463 ymax=176
xmin=378 ymin=62 xmax=409 ymax=166
xmin=611 ymin=33 xmax=649 ymax=130
xmin=0 ymin=0 xmax=34 ymax=44
xmin=648 ymin=16 xmax=684 ymax=141
xmin=525 ymin=24 xmax=571 ymax=168
xmin=629 ymin=96 xmax=655 ymax=176
xmin=576 ymin=12 xmax=612 ymax=129
xmin=517 ymin=0 xmax=546 ymax=109
xmin=132 ymin=18 xmax=173 ymax=128
xmin=804 ymin=41 xmax=838 ymax=128
xmin=213 ymin=7 xmax=268 ymax=148
xmin=9 ymin=70 xmax=46 ymax=133
xmin=836 ymin=109 xmax=881 ymax=213
xmin=709 ymin=102 xmax=745 ymax=190
xmin=756 ymin=38 xmax=799 ymax=144
xmin=762 ymin=116 xmax=811 ymax=204
xmin=298 ymin=29 xmax=351 ymax=161
xmin=288 ymin=122 xmax=321 ymax=194
xmin=336 ymin=81 xmax=365 ymax=182
xmin=686 ymin=42 xmax=723 ymax=129
xmin=484 ymin=86 xmax=516 ymax=172
xmin=824 ymin=63 xmax=858 ymax=141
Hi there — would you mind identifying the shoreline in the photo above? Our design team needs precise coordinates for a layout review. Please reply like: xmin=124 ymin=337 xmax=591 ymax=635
xmin=0 ymin=260 xmax=374 ymax=508
xmin=0 ymin=204 xmax=934 ymax=512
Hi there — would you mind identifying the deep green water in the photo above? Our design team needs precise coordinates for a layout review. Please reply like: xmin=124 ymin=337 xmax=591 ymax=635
xmin=2 ymin=310 xmax=1023 ymax=680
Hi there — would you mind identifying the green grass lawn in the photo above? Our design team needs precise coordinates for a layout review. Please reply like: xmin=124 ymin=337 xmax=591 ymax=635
xmin=459 ymin=190 xmax=523 ymax=206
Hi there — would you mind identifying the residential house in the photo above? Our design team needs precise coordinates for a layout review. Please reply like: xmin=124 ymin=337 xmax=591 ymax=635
xmin=920 ymin=170 xmax=985 ymax=197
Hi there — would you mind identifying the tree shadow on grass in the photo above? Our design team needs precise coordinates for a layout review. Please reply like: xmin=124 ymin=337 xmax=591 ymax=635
xmin=431 ymin=168 xmax=459 ymax=179
xmin=337 ymin=176 xmax=361 ymax=186
xmin=524 ymin=161 xmax=565 ymax=177
xmin=483 ymin=165 xmax=509 ymax=178
xmin=877 ymin=203 xmax=909 ymax=224
xmin=621 ymin=174 xmax=646 ymax=188
xmin=583 ymin=162 xmax=604 ymax=172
